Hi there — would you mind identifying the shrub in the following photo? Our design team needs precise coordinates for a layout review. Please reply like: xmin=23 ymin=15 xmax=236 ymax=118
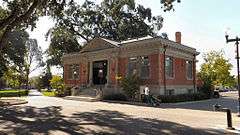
xmin=103 ymin=93 xmax=127 ymax=101
xmin=0 ymin=90 xmax=29 ymax=97
xmin=121 ymin=75 xmax=141 ymax=100
xmin=53 ymin=86 xmax=72 ymax=97
xmin=42 ymin=91 xmax=55 ymax=97
xmin=50 ymin=76 xmax=63 ymax=89
xmin=64 ymin=86 xmax=72 ymax=96
xmin=157 ymin=93 xmax=209 ymax=103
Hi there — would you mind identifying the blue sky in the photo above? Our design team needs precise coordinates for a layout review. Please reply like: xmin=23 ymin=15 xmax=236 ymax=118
xmin=28 ymin=0 xmax=240 ymax=76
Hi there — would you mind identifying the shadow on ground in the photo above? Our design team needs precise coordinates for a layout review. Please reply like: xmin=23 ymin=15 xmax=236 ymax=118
xmin=160 ymin=96 xmax=239 ymax=113
xmin=0 ymin=106 xmax=225 ymax=135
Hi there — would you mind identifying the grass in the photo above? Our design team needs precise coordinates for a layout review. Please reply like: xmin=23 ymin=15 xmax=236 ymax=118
xmin=42 ymin=91 xmax=55 ymax=97
xmin=0 ymin=89 xmax=29 ymax=97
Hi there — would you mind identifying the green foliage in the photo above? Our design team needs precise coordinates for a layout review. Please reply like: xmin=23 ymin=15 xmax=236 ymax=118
xmin=42 ymin=91 xmax=55 ymax=97
xmin=0 ymin=30 xmax=29 ymax=78
xmin=24 ymin=39 xmax=44 ymax=89
xmin=40 ymin=65 xmax=53 ymax=89
xmin=199 ymin=51 xmax=235 ymax=96
xmin=50 ymin=75 xmax=63 ymax=89
xmin=3 ymin=67 xmax=23 ymax=88
xmin=46 ymin=27 xmax=81 ymax=66
xmin=103 ymin=93 xmax=127 ymax=101
xmin=54 ymin=86 xmax=70 ymax=97
xmin=53 ymin=0 xmax=161 ymax=41
xmin=160 ymin=0 xmax=181 ymax=12
xmin=121 ymin=75 xmax=141 ymax=100
xmin=0 ymin=90 xmax=29 ymax=97
xmin=157 ymin=93 xmax=208 ymax=103
xmin=46 ymin=0 xmax=167 ymax=66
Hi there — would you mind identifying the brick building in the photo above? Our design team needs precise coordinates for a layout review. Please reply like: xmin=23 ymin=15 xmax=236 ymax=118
xmin=62 ymin=32 xmax=199 ymax=96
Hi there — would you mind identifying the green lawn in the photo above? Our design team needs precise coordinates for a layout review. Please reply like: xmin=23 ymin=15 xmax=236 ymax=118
xmin=0 ymin=89 xmax=29 ymax=97
xmin=42 ymin=91 xmax=55 ymax=97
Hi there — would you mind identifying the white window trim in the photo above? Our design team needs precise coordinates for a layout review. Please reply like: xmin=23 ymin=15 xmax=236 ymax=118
xmin=186 ymin=60 xmax=193 ymax=80
xmin=140 ymin=56 xmax=151 ymax=79
xmin=68 ymin=64 xmax=80 ymax=80
xmin=165 ymin=56 xmax=175 ymax=79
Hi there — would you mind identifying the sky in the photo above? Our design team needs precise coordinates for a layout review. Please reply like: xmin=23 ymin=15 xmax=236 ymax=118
xmin=28 ymin=0 xmax=240 ymax=77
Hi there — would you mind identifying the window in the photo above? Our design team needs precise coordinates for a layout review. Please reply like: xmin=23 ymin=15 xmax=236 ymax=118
xmin=165 ymin=89 xmax=175 ymax=96
xmin=140 ymin=56 xmax=150 ymax=79
xmin=186 ymin=60 xmax=193 ymax=79
xmin=165 ymin=56 xmax=174 ymax=78
xmin=128 ymin=57 xmax=138 ymax=76
xmin=68 ymin=64 xmax=80 ymax=79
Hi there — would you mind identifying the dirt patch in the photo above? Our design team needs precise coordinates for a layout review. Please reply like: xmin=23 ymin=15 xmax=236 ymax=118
xmin=0 ymin=99 xmax=28 ymax=106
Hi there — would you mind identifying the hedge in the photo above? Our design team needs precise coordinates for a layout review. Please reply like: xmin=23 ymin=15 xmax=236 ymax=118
xmin=157 ymin=93 xmax=209 ymax=103
xmin=0 ymin=90 xmax=29 ymax=97
xmin=42 ymin=91 xmax=55 ymax=97
xmin=103 ymin=93 xmax=127 ymax=101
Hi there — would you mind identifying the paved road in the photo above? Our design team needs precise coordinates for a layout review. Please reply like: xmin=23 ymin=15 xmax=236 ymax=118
xmin=161 ymin=91 xmax=240 ymax=113
xmin=0 ymin=90 xmax=239 ymax=135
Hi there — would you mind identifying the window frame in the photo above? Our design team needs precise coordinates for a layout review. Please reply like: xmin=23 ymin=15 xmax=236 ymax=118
xmin=186 ymin=60 xmax=193 ymax=80
xmin=165 ymin=56 xmax=174 ymax=79
xmin=127 ymin=57 xmax=138 ymax=76
xmin=140 ymin=56 xmax=150 ymax=79
xmin=68 ymin=64 xmax=80 ymax=80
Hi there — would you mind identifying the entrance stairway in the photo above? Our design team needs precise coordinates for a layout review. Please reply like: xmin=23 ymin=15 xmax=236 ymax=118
xmin=63 ymin=86 xmax=103 ymax=102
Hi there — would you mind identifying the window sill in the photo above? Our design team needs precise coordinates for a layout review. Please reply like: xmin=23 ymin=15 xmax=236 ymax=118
xmin=166 ymin=76 xmax=174 ymax=80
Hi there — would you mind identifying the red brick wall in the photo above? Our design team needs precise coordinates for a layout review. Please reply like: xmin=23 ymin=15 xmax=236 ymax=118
xmin=118 ymin=58 xmax=127 ymax=78
xmin=63 ymin=53 xmax=196 ymax=87
xmin=63 ymin=64 xmax=68 ymax=84
xmin=80 ymin=63 xmax=88 ymax=85
xmin=109 ymin=59 xmax=117 ymax=84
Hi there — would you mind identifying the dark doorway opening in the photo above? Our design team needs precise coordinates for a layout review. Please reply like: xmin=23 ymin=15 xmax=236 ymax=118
xmin=92 ymin=60 xmax=108 ymax=85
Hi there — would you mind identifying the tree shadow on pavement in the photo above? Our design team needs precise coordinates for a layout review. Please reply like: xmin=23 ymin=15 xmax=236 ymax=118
xmin=160 ymin=97 xmax=239 ymax=113
xmin=0 ymin=106 xmax=225 ymax=135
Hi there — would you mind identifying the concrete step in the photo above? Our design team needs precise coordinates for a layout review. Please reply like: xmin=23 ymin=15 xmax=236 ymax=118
xmin=63 ymin=96 xmax=99 ymax=102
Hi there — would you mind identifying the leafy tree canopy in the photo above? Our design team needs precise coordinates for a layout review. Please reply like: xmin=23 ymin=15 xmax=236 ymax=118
xmin=199 ymin=50 xmax=235 ymax=87
xmin=0 ymin=0 xmax=180 ymax=71
xmin=46 ymin=0 xmax=170 ymax=66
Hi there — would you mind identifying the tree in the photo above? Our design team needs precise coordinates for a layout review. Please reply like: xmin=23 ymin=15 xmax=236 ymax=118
xmin=46 ymin=26 xmax=81 ymax=66
xmin=121 ymin=75 xmax=141 ymax=100
xmin=160 ymin=0 xmax=181 ymax=12
xmin=1 ymin=0 xmax=179 ymax=68
xmin=0 ymin=0 xmax=70 ymax=49
xmin=40 ymin=64 xmax=52 ymax=89
xmin=0 ymin=30 xmax=29 ymax=78
xmin=199 ymin=51 xmax=235 ymax=96
xmin=3 ymin=66 xmax=22 ymax=88
xmin=24 ymin=39 xmax=44 ymax=89
xmin=0 ymin=0 xmax=70 ymax=78
xmin=50 ymin=75 xmax=63 ymax=89
xmin=0 ymin=0 xmax=179 ymax=50
xmin=46 ymin=0 xmax=164 ymax=66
